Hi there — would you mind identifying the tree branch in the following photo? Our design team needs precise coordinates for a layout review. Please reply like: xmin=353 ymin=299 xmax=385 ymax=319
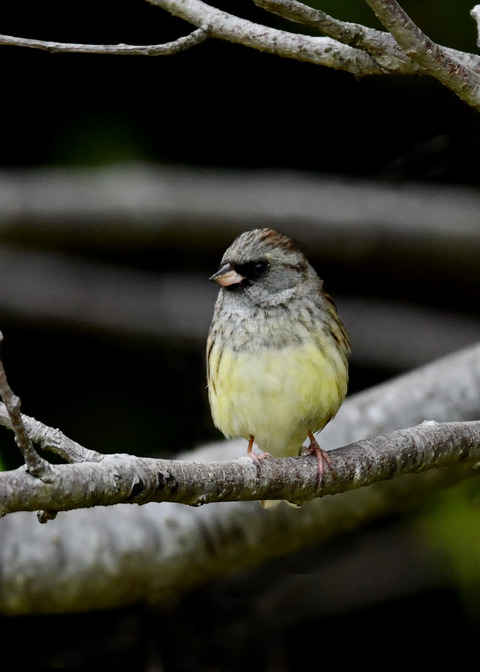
xmin=254 ymin=0 xmax=480 ymax=75
xmin=0 ymin=27 xmax=208 ymax=55
xmin=149 ymin=0 xmax=480 ymax=108
xmin=0 ymin=403 xmax=103 ymax=464
xmin=2 ymin=1 xmax=480 ymax=107
xmin=364 ymin=0 xmax=480 ymax=110
xmin=1 ymin=414 xmax=480 ymax=515
xmin=254 ymin=0 xmax=417 ymax=65
xmin=0 ymin=332 xmax=48 ymax=477
xmin=148 ymin=0 xmax=392 ymax=75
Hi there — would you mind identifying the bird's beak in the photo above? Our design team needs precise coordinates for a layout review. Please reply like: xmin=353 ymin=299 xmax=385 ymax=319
xmin=209 ymin=263 xmax=245 ymax=287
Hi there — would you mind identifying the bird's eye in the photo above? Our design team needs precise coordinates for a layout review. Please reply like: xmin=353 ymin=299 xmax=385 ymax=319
xmin=235 ymin=259 xmax=269 ymax=280
xmin=230 ymin=259 xmax=269 ymax=285
xmin=253 ymin=260 xmax=268 ymax=276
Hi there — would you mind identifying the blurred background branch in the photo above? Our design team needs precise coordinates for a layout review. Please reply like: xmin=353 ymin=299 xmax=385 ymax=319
xmin=0 ymin=164 xmax=479 ymax=371
xmin=2 ymin=340 xmax=480 ymax=614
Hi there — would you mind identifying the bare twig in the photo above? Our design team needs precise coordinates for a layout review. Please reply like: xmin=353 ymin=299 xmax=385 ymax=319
xmin=0 ymin=403 xmax=103 ymax=464
xmin=0 ymin=27 xmax=208 ymax=55
xmin=0 ymin=332 xmax=47 ymax=477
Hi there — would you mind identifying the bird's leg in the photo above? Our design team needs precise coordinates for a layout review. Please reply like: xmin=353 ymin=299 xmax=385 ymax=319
xmin=306 ymin=431 xmax=333 ymax=483
xmin=246 ymin=435 xmax=272 ymax=460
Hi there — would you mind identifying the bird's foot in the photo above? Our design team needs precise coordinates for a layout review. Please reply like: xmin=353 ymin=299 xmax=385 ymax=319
xmin=246 ymin=435 xmax=273 ymax=460
xmin=305 ymin=431 xmax=334 ymax=485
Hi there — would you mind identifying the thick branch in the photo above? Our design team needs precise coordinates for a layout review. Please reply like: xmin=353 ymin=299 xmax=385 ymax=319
xmin=149 ymin=0 xmax=391 ymax=74
xmin=254 ymin=0 xmax=480 ymax=74
xmin=4 ymin=165 xmax=480 ymax=244
xmin=365 ymin=0 xmax=480 ymax=110
xmin=0 ymin=419 xmax=479 ymax=515
xmin=1 ymin=462 xmax=473 ymax=615
xmin=254 ymin=0 xmax=417 ymax=65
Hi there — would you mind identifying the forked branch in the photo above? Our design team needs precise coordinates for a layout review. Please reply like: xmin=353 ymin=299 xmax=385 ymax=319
xmin=1 ymin=1 xmax=480 ymax=107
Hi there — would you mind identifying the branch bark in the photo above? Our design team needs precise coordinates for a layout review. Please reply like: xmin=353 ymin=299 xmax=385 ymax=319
xmin=255 ymin=0 xmax=480 ymax=74
xmin=365 ymin=0 xmax=480 ymax=110
xmin=149 ymin=0 xmax=388 ymax=74
xmin=1 ymin=415 xmax=480 ymax=515
xmin=252 ymin=0 xmax=418 ymax=68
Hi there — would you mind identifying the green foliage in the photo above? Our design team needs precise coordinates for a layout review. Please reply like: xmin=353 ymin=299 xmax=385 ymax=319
xmin=419 ymin=478 xmax=480 ymax=619
xmin=51 ymin=110 xmax=151 ymax=166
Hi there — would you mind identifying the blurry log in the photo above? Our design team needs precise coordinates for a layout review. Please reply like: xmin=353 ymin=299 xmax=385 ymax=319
xmin=1 ymin=341 xmax=480 ymax=614
xmin=0 ymin=246 xmax=478 ymax=371
xmin=0 ymin=164 xmax=479 ymax=275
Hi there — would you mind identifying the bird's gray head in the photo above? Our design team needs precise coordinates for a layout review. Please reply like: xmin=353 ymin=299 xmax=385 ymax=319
xmin=210 ymin=228 xmax=319 ymax=307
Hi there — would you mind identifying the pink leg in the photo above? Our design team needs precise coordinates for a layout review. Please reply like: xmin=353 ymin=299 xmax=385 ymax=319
xmin=246 ymin=435 xmax=272 ymax=460
xmin=306 ymin=431 xmax=333 ymax=482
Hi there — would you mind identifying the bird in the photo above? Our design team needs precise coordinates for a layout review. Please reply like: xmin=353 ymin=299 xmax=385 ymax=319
xmin=206 ymin=228 xmax=350 ymax=506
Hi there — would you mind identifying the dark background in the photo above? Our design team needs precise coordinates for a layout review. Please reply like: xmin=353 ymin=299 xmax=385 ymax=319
xmin=1 ymin=0 xmax=480 ymax=668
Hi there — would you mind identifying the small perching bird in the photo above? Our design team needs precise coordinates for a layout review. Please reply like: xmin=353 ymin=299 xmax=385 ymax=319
xmin=207 ymin=228 xmax=350 ymax=505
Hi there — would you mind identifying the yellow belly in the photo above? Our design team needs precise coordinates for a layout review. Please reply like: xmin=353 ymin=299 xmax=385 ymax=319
xmin=207 ymin=338 xmax=347 ymax=457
